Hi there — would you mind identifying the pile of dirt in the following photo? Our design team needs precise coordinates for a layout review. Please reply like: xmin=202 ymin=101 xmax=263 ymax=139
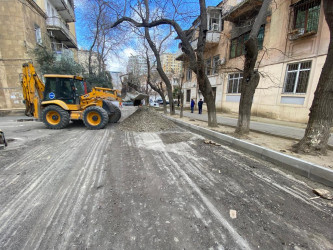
xmin=120 ymin=107 xmax=177 ymax=132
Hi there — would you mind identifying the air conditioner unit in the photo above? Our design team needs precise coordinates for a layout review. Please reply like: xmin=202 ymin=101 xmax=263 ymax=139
xmin=212 ymin=23 xmax=219 ymax=31
xmin=218 ymin=57 xmax=226 ymax=65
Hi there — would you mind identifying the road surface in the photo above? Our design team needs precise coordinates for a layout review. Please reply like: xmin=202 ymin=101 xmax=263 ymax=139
xmin=0 ymin=107 xmax=332 ymax=249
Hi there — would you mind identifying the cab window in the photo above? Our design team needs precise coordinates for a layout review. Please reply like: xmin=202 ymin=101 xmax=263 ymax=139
xmin=73 ymin=79 xmax=85 ymax=96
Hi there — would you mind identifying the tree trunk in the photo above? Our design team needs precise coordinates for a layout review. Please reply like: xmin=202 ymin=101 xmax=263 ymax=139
xmin=235 ymin=0 xmax=272 ymax=135
xmin=195 ymin=65 xmax=218 ymax=126
xmin=180 ymin=91 xmax=184 ymax=118
xmin=293 ymin=0 xmax=333 ymax=154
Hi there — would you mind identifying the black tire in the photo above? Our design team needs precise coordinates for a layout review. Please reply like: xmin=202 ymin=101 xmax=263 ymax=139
xmin=83 ymin=106 xmax=108 ymax=130
xmin=42 ymin=105 xmax=70 ymax=129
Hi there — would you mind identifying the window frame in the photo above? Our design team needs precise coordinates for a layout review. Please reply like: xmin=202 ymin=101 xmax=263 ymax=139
xmin=293 ymin=0 xmax=321 ymax=33
xmin=186 ymin=68 xmax=192 ymax=81
xmin=205 ymin=58 xmax=212 ymax=75
xmin=227 ymin=73 xmax=243 ymax=94
xmin=35 ymin=24 xmax=42 ymax=45
xmin=212 ymin=55 xmax=220 ymax=75
xmin=230 ymin=26 xmax=265 ymax=59
xmin=283 ymin=61 xmax=312 ymax=94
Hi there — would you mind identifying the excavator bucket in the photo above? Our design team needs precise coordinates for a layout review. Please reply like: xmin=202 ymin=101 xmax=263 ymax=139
xmin=102 ymin=100 xmax=121 ymax=123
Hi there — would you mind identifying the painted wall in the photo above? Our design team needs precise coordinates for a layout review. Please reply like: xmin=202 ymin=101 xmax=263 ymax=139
xmin=0 ymin=0 xmax=51 ymax=110
xmin=181 ymin=0 xmax=329 ymax=123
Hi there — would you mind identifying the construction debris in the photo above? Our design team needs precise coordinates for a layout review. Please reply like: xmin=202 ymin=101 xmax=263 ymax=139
xmin=313 ymin=189 xmax=333 ymax=200
xmin=230 ymin=209 xmax=237 ymax=219
xmin=204 ymin=139 xmax=221 ymax=146
xmin=121 ymin=107 xmax=177 ymax=132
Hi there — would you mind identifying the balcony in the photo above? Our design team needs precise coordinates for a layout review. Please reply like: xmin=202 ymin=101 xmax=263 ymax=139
xmin=223 ymin=0 xmax=262 ymax=23
xmin=46 ymin=17 xmax=77 ymax=48
xmin=191 ymin=31 xmax=221 ymax=50
xmin=48 ymin=0 xmax=75 ymax=22
xmin=175 ymin=31 xmax=220 ymax=61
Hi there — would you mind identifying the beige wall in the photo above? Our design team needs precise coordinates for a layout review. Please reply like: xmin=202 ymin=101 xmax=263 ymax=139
xmin=181 ymin=0 xmax=329 ymax=123
xmin=0 ymin=0 xmax=51 ymax=110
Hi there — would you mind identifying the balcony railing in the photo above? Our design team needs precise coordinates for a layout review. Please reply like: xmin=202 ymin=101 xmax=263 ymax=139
xmin=46 ymin=17 xmax=77 ymax=48
xmin=191 ymin=31 xmax=221 ymax=50
xmin=48 ymin=0 xmax=75 ymax=22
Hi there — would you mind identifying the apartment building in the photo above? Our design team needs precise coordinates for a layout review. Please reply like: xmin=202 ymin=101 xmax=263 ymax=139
xmin=0 ymin=0 xmax=78 ymax=111
xmin=177 ymin=0 xmax=328 ymax=123
xmin=127 ymin=55 xmax=148 ymax=75
xmin=160 ymin=53 xmax=183 ymax=75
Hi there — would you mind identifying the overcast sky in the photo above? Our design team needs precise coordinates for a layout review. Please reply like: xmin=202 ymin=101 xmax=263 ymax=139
xmin=75 ymin=0 xmax=222 ymax=72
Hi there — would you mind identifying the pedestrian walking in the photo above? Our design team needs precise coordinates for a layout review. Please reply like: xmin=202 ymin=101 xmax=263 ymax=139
xmin=190 ymin=99 xmax=195 ymax=113
xmin=198 ymin=99 xmax=203 ymax=114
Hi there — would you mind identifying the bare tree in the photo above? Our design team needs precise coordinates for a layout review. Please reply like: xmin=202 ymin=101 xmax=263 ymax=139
xmin=86 ymin=0 xmax=106 ymax=76
xmin=235 ymin=0 xmax=272 ymax=135
xmin=146 ymin=66 xmax=168 ymax=114
xmin=110 ymin=0 xmax=218 ymax=126
xmin=293 ymin=0 xmax=333 ymax=155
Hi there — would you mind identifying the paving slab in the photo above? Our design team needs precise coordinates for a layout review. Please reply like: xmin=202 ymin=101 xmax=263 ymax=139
xmin=176 ymin=111 xmax=333 ymax=146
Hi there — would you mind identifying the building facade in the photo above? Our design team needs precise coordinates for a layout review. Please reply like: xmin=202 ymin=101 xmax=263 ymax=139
xmin=177 ymin=0 xmax=328 ymax=123
xmin=77 ymin=50 xmax=103 ymax=75
xmin=127 ymin=55 xmax=148 ymax=75
xmin=160 ymin=53 xmax=183 ymax=75
xmin=0 ymin=0 xmax=78 ymax=111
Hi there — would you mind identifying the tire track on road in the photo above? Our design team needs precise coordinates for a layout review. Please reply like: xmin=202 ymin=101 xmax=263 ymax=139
xmin=23 ymin=129 xmax=111 ymax=249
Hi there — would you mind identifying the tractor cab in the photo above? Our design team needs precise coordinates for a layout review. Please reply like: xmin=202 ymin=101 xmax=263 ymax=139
xmin=43 ymin=75 xmax=85 ymax=104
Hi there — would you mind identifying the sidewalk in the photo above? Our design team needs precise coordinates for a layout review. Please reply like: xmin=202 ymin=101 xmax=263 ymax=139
xmin=176 ymin=110 xmax=333 ymax=147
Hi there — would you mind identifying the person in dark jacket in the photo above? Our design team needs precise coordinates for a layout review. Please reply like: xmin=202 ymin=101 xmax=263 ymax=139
xmin=198 ymin=99 xmax=203 ymax=114
xmin=190 ymin=99 xmax=195 ymax=113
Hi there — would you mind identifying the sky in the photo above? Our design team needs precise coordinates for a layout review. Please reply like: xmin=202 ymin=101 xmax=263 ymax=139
xmin=75 ymin=0 xmax=223 ymax=72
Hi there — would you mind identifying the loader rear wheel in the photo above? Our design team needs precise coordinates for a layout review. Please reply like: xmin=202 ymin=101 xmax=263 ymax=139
xmin=83 ymin=106 xmax=108 ymax=130
xmin=42 ymin=105 xmax=70 ymax=129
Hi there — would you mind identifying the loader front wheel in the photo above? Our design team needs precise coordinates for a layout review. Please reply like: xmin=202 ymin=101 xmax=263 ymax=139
xmin=83 ymin=106 xmax=108 ymax=130
xmin=42 ymin=105 xmax=70 ymax=129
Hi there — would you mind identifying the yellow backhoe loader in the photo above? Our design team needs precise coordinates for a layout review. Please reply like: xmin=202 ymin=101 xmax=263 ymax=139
xmin=21 ymin=62 xmax=121 ymax=130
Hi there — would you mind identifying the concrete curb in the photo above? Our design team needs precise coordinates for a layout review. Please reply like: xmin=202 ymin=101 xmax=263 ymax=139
xmin=168 ymin=117 xmax=333 ymax=188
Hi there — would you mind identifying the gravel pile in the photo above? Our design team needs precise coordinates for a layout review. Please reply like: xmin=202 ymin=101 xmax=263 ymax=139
xmin=120 ymin=107 xmax=177 ymax=132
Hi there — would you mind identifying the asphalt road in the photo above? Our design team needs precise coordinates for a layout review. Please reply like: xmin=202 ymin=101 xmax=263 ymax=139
xmin=0 ymin=107 xmax=332 ymax=250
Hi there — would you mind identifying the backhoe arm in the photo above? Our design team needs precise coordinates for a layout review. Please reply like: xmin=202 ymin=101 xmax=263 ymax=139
xmin=21 ymin=63 xmax=45 ymax=118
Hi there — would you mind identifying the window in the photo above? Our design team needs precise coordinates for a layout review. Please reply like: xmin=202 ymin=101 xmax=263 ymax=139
xmin=186 ymin=89 xmax=191 ymax=102
xmin=283 ymin=61 xmax=311 ymax=94
xmin=209 ymin=12 xmax=221 ymax=31
xmin=213 ymin=55 xmax=220 ymax=75
xmin=205 ymin=58 xmax=212 ymax=75
xmin=35 ymin=25 xmax=42 ymax=45
xmin=230 ymin=26 xmax=265 ymax=59
xmin=294 ymin=0 xmax=320 ymax=33
xmin=186 ymin=68 xmax=192 ymax=81
xmin=228 ymin=73 xmax=243 ymax=93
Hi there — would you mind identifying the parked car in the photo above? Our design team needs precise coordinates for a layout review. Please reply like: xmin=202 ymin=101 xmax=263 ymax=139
xmin=157 ymin=99 xmax=169 ymax=105
xmin=149 ymin=101 xmax=160 ymax=107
